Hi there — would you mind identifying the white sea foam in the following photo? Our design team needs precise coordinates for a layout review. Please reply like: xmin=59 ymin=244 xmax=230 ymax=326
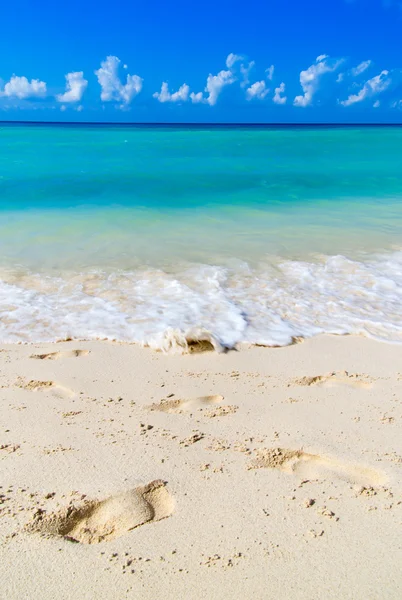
xmin=0 ymin=251 xmax=401 ymax=351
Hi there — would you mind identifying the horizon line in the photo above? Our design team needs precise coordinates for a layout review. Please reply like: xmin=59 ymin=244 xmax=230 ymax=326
xmin=1 ymin=120 xmax=402 ymax=127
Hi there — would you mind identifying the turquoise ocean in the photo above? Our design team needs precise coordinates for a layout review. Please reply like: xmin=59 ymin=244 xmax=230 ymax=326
xmin=0 ymin=123 xmax=401 ymax=350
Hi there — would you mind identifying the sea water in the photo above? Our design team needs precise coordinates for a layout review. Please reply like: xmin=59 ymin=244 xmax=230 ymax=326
xmin=0 ymin=123 xmax=401 ymax=350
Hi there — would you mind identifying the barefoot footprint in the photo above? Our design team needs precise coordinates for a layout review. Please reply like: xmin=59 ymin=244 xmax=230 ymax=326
xmin=16 ymin=379 xmax=75 ymax=399
xmin=293 ymin=371 xmax=372 ymax=389
xmin=27 ymin=480 xmax=174 ymax=544
xmin=249 ymin=448 xmax=385 ymax=487
xmin=149 ymin=395 xmax=224 ymax=414
xmin=30 ymin=350 xmax=89 ymax=360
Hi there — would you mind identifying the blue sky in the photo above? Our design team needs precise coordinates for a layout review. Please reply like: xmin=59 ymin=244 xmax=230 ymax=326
xmin=1 ymin=0 xmax=402 ymax=123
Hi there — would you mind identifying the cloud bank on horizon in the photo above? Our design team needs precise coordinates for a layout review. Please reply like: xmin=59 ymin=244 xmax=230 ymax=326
xmin=0 ymin=52 xmax=401 ymax=114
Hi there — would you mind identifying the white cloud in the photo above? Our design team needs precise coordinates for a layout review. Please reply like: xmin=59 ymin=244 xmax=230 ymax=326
xmin=351 ymin=60 xmax=372 ymax=77
xmin=95 ymin=56 xmax=143 ymax=105
xmin=56 ymin=71 xmax=88 ymax=103
xmin=190 ymin=91 xmax=204 ymax=104
xmin=0 ymin=75 xmax=47 ymax=99
xmin=226 ymin=53 xmax=243 ymax=68
xmin=273 ymin=82 xmax=287 ymax=105
xmin=240 ymin=61 xmax=255 ymax=87
xmin=185 ymin=53 xmax=253 ymax=106
xmin=338 ymin=60 xmax=372 ymax=84
xmin=153 ymin=82 xmax=190 ymax=103
xmin=266 ymin=65 xmax=275 ymax=81
xmin=167 ymin=84 xmax=189 ymax=102
xmin=246 ymin=81 xmax=268 ymax=100
xmin=340 ymin=70 xmax=391 ymax=106
xmin=373 ymin=100 xmax=380 ymax=108
xmin=204 ymin=69 xmax=236 ymax=105
xmin=60 ymin=105 xmax=66 ymax=112
xmin=294 ymin=55 xmax=343 ymax=107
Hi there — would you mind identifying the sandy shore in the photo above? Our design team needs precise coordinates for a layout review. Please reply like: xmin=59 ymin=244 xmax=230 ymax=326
xmin=0 ymin=335 xmax=401 ymax=599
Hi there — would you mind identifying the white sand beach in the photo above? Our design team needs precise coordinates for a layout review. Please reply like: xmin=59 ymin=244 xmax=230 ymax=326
xmin=0 ymin=335 xmax=401 ymax=599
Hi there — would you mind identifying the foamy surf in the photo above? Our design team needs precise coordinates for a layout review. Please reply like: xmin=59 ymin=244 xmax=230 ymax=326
xmin=0 ymin=251 xmax=401 ymax=352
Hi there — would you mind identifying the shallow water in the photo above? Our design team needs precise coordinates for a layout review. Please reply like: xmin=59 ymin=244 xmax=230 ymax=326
xmin=1 ymin=124 xmax=401 ymax=349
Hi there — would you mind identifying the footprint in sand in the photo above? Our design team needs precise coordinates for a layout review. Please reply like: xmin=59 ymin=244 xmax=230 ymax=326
xmin=293 ymin=371 xmax=372 ymax=390
xmin=248 ymin=447 xmax=385 ymax=487
xmin=148 ymin=395 xmax=224 ymax=414
xmin=27 ymin=480 xmax=174 ymax=545
xmin=16 ymin=378 xmax=75 ymax=399
xmin=30 ymin=349 xmax=89 ymax=360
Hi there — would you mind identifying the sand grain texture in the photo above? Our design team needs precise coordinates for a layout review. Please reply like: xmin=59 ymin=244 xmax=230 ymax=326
xmin=0 ymin=335 xmax=401 ymax=599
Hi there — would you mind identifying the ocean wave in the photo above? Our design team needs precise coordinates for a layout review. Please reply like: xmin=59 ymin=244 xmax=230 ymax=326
xmin=0 ymin=252 xmax=401 ymax=351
